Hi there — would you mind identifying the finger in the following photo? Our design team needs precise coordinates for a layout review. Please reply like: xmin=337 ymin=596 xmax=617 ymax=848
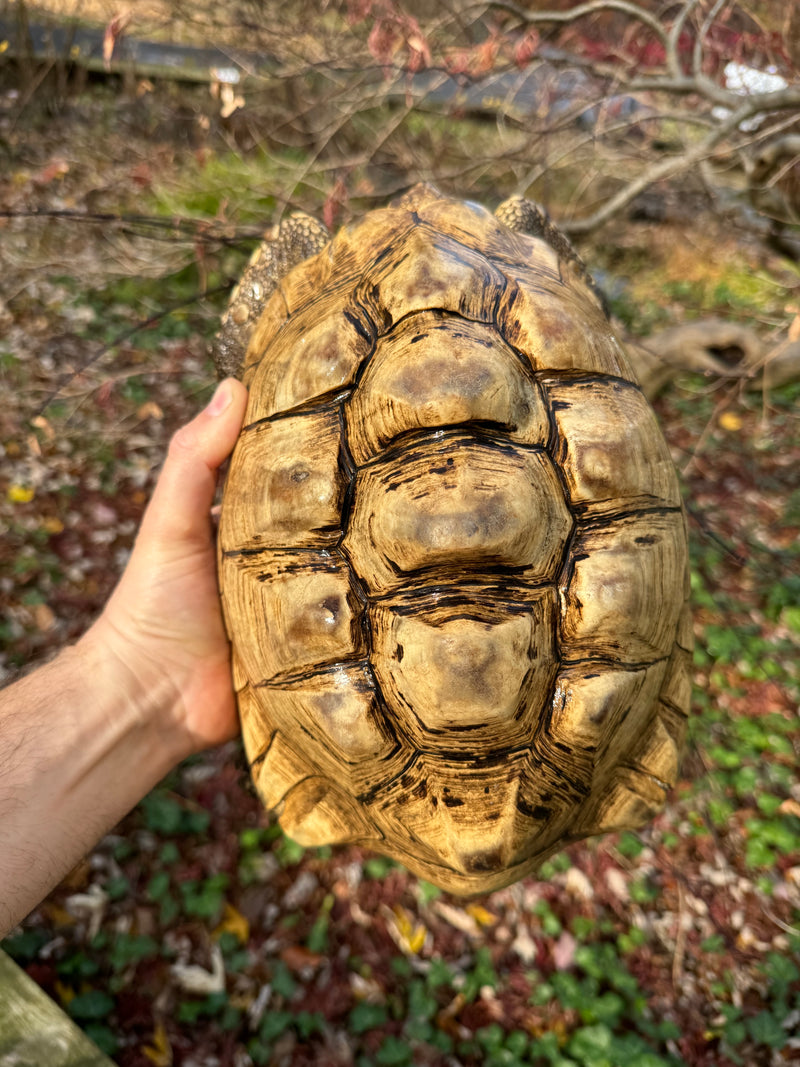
xmin=140 ymin=378 xmax=248 ymax=547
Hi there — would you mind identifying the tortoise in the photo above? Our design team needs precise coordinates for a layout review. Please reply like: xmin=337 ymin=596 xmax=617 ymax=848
xmin=214 ymin=184 xmax=692 ymax=895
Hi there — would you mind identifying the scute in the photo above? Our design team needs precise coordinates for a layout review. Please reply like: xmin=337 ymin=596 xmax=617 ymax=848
xmin=219 ymin=410 xmax=346 ymax=552
xmin=345 ymin=313 xmax=549 ymax=463
xmin=370 ymin=593 xmax=556 ymax=747
xmin=546 ymin=378 xmax=682 ymax=515
xmin=220 ymin=553 xmax=365 ymax=683
xmin=356 ymin=225 xmax=508 ymax=331
xmin=218 ymin=185 xmax=692 ymax=895
xmin=344 ymin=436 xmax=572 ymax=595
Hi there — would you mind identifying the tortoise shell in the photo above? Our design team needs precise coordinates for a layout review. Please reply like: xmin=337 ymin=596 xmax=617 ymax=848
xmin=217 ymin=185 xmax=692 ymax=895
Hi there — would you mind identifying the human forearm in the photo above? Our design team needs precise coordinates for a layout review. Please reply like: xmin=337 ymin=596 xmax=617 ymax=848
xmin=0 ymin=627 xmax=190 ymax=937
xmin=0 ymin=378 xmax=249 ymax=937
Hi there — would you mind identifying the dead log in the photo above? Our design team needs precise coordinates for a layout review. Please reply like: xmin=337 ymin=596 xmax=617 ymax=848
xmin=628 ymin=319 xmax=800 ymax=399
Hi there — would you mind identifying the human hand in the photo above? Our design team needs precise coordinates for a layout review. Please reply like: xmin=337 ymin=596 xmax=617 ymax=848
xmin=86 ymin=378 xmax=249 ymax=757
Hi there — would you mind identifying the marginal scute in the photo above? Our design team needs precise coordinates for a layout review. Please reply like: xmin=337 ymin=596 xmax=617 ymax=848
xmin=579 ymin=766 xmax=669 ymax=836
xmin=416 ymin=195 xmax=561 ymax=277
xmin=279 ymin=776 xmax=375 ymax=847
xmin=218 ymin=184 xmax=692 ymax=895
xmin=345 ymin=313 xmax=549 ymax=464
xmin=659 ymin=641 xmax=693 ymax=716
xmin=629 ymin=715 xmax=681 ymax=787
xmin=368 ymin=752 xmax=537 ymax=880
xmin=245 ymin=296 xmax=374 ymax=421
xmin=676 ymin=598 xmax=694 ymax=651
xmin=247 ymin=308 xmax=373 ymax=420
xmin=345 ymin=436 xmax=572 ymax=595
xmin=237 ymin=684 xmax=276 ymax=765
xmin=250 ymin=729 xmax=312 ymax=812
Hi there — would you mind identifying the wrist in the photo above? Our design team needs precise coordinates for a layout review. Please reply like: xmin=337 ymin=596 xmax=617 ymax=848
xmin=78 ymin=615 xmax=196 ymax=769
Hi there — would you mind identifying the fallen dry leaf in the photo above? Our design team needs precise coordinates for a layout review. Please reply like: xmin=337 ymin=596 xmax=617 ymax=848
xmin=213 ymin=901 xmax=250 ymax=944
xmin=142 ymin=1022 xmax=172 ymax=1067
xmin=171 ymin=944 xmax=225 ymax=995
xmin=280 ymin=944 xmax=324 ymax=972
xmin=465 ymin=903 xmax=497 ymax=928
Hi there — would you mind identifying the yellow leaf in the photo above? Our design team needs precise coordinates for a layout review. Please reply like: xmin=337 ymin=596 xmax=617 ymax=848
xmin=42 ymin=517 xmax=64 ymax=535
xmin=719 ymin=411 xmax=742 ymax=431
xmin=142 ymin=1022 xmax=172 ymax=1067
xmin=465 ymin=903 xmax=497 ymax=927
xmin=45 ymin=902 xmax=76 ymax=927
xmin=7 ymin=484 xmax=35 ymax=503
xmin=137 ymin=401 xmax=164 ymax=421
xmin=34 ymin=603 xmax=56 ymax=632
xmin=31 ymin=414 xmax=55 ymax=441
xmin=54 ymin=979 xmax=75 ymax=1006
xmin=392 ymin=905 xmax=427 ymax=955
xmin=213 ymin=902 xmax=249 ymax=944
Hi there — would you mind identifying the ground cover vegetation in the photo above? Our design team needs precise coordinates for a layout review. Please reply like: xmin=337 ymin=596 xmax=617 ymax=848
xmin=1 ymin=1 xmax=799 ymax=1064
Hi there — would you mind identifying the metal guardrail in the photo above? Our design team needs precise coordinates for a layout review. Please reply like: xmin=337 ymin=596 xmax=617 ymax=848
xmin=0 ymin=5 xmax=606 ymax=123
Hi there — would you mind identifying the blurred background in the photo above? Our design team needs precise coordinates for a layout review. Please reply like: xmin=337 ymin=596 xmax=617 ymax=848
xmin=1 ymin=2 xmax=799 ymax=1065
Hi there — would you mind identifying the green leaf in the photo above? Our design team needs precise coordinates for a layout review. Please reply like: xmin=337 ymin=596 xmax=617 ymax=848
xmin=426 ymin=956 xmax=453 ymax=989
xmin=476 ymin=1023 xmax=505 ymax=1051
xmin=104 ymin=875 xmax=131 ymax=901
xmin=295 ymin=1010 xmax=325 ymax=1038
xmin=259 ymin=1009 xmax=294 ymax=1044
xmin=462 ymin=945 xmax=498 ymax=1001
xmin=364 ymin=855 xmax=397 ymax=879
xmin=760 ymin=952 xmax=800 ymax=1000
xmin=108 ymin=933 xmax=159 ymax=971
xmin=68 ymin=990 xmax=115 ymax=1020
xmin=57 ymin=952 xmax=100 ymax=979
xmin=147 ymin=871 xmax=171 ymax=902
xmin=275 ymin=835 xmax=305 ymax=867
xmin=141 ymin=791 xmax=184 ymax=833
xmin=375 ymin=1035 xmax=413 ymax=1066
xmin=616 ymin=831 xmax=645 ymax=858
xmin=270 ymin=960 xmax=297 ymax=999
xmin=349 ymin=1001 xmax=389 ymax=1034
xmin=1 ymin=927 xmax=49 ymax=962
xmin=417 ymin=880 xmax=442 ymax=905
xmin=307 ymin=912 xmax=329 ymax=954
xmin=83 ymin=1023 xmax=119 ymax=1056
xmin=408 ymin=978 xmax=438 ymax=1021
xmin=746 ymin=1011 xmax=787 ymax=1049
xmin=581 ymin=991 xmax=625 ymax=1026
xmin=568 ymin=1023 xmax=613 ymax=1061
xmin=159 ymin=841 xmax=181 ymax=865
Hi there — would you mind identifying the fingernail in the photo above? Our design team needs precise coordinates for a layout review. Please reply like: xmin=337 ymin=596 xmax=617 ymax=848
xmin=206 ymin=380 xmax=232 ymax=417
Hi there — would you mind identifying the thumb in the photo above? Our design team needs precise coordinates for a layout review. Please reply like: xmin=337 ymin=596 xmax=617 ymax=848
xmin=139 ymin=378 xmax=249 ymax=547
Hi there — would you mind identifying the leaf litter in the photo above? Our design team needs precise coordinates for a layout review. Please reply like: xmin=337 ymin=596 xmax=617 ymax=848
xmin=1 ymin=71 xmax=799 ymax=1067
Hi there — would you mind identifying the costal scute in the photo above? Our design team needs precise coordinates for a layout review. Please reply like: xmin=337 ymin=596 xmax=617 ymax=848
xmin=216 ymin=185 xmax=692 ymax=895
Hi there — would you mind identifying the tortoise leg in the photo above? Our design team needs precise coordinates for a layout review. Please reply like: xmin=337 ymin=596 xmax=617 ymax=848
xmin=495 ymin=196 xmax=608 ymax=316
xmin=212 ymin=213 xmax=330 ymax=379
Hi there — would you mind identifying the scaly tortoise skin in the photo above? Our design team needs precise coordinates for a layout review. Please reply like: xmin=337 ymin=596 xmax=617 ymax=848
xmin=215 ymin=185 xmax=692 ymax=895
